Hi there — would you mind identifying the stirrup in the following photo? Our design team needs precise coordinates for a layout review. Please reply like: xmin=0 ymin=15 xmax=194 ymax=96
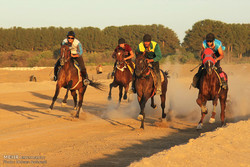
xmin=53 ymin=76 xmax=57 ymax=81
xmin=83 ymin=79 xmax=90 ymax=86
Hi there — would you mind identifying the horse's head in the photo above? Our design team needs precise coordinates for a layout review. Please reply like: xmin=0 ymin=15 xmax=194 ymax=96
xmin=60 ymin=44 xmax=71 ymax=66
xmin=135 ymin=52 xmax=148 ymax=77
xmin=202 ymin=48 xmax=216 ymax=75
xmin=115 ymin=47 xmax=126 ymax=68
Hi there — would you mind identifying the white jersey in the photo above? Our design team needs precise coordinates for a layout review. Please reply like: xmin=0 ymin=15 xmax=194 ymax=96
xmin=62 ymin=38 xmax=83 ymax=55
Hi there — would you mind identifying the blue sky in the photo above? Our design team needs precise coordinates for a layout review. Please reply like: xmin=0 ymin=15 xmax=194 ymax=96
xmin=1 ymin=0 xmax=249 ymax=42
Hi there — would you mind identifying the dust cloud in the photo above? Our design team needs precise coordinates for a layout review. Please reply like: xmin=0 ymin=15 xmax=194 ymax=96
xmin=102 ymin=64 xmax=250 ymax=123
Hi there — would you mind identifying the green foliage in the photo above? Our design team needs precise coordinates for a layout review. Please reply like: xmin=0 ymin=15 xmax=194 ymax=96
xmin=0 ymin=25 xmax=180 ymax=56
xmin=180 ymin=52 xmax=196 ymax=64
xmin=182 ymin=19 xmax=250 ymax=58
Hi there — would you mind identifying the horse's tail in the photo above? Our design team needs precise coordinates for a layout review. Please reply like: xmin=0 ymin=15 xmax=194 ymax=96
xmin=88 ymin=79 xmax=105 ymax=91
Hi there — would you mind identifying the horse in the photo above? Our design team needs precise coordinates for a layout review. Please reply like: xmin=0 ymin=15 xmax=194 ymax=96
xmin=49 ymin=44 xmax=102 ymax=118
xmin=196 ymin=48 xmax=228 ymax=129
xmin=108 ymin=48 xmax=133 ymax=102
xmin=135 ymin=52 xmax=168 ymax=129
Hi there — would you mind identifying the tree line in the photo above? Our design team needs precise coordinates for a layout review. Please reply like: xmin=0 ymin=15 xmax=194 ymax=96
xmin=0 ymin=19 xmax=249 ymax=61
xmin=0 ymin=24 xmax=180 ymax=56
xmin=182 ymin=19 xmax=250 ymax=59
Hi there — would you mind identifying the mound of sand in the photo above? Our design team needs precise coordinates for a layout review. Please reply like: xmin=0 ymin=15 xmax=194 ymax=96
xmin=130 ymin=119 xmax=250 ymax=167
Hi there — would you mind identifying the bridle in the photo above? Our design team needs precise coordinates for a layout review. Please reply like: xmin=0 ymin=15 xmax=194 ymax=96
xmin=135 ymin=55 xmax=150 ymax=78
xmin=60 ymin=45 xmax=71 ymax=66
xmin=115 ymin=50 xmax=127 ymax=71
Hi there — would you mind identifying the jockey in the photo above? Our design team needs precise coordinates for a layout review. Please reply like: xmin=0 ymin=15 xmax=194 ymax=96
xmin=192 ymin=33 xmax=227 ymax=89
xmin=132 ymin=34 xmax=162 ymax=95
xmin=54 ymin=31 xmax=89 ymax=82
xmin=111 ymin=38 xmax=135 ymax=76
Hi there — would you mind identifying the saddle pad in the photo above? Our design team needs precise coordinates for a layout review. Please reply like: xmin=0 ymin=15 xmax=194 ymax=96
xmin=74 ymin=63 xmax=82 ymax=81
xmin=150 ymin=69 xmax=164 ymax=83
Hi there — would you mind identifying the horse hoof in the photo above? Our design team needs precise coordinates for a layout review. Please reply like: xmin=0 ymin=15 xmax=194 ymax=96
xmin=61 ymin=102 xmax=66 ymax=107
xmin=123 ymin=95 xmax=127 ymax=100
xmin=47 ymin=108 xmax=52 ymax=113
xmin=209 ymin=118 xmax=215 ymax=124
xmin=151 ymin=105 xmax=157 ymax=109
xmin=108 ymin=96 xmax=112 ymax=101
xmin=196 ymin=123 xmax=203 ymax=130
xmin=137 ymin=114 xmax=143 ymax=120
xmin=73 ymin=107 xmax=77 ymax=110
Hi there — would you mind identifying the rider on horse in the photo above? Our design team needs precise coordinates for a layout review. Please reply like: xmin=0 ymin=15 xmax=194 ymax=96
xmin=192 ymin=33 xmax=227 ymax=89
xmin=111 ymin=38 xmax=135 ymax=76
xmin=54 ymin=31 xmax=89 ymax=83
xmin=131 ymin=34 xmax=162 ymax=95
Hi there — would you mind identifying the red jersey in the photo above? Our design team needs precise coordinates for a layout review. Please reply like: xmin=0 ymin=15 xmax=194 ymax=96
xmin=114 ymin=44 xmax=132 ymax=58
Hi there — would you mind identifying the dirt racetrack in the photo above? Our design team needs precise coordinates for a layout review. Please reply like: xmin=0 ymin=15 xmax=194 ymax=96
xmin=0 ymin=64 xmax=249 ymax=167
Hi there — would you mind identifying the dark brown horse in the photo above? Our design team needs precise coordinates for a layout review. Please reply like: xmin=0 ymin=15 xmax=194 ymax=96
xmin=196 ymin=49 xmax=228 ymax=129
xmin=108 ymin=48 xmax=133 ymax=102
xmin=49 ymin=44 xmax=102 ymax=118
xmin=135 ymin=52 xmax=168 ymax=129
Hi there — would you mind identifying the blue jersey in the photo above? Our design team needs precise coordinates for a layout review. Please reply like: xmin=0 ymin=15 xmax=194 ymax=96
xmin=202 ymin=39 xmax=225 ymax=53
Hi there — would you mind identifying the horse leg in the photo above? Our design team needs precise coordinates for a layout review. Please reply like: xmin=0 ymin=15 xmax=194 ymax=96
xmin=108 ymin=82 xmax=117 ymax=100
xmin=160 ymin=93 xmax=167 ymax=119
xmin=71 ymin=90 xmax=77 ymax=110
xmin=119 ymin=85 xmax=123 ymax=103
xmin=75 ymin=86 xmax=87 ymax=118
xmin=50 ymin=84 xmax=61 ymax=110
xmin=123 ymin=84 xmax=129 ymax=100
xmin=151 ymin=96 xmax=157 ymax=109
xmin=137 ymin=96 xmax=146 ymax=129
xmin=219 ymin=96 xmax=227 ymax=126
xmin=62 ymin=80 xmax=72 ymax=105
xmin=196 ymin=96 xmax=207 ymax=129
xmin=209 ymin=98 xmax=218 ymax=123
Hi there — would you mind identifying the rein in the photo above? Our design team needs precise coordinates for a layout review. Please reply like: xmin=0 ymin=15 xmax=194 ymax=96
xmin=116 ymin=61 xmax=127 ymax=71
xmin=136 ymin=66 xmax=150 ymax=78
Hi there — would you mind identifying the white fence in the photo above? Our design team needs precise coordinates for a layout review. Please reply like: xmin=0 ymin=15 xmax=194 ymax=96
xmin=0 ymin=67 xmax=53 ymax=71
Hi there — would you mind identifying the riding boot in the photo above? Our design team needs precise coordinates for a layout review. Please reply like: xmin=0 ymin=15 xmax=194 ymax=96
xmin=112 ymin=61 xmax=117 ymax=77
xmin=75 ymin=56 xmax=90 ymax=86
xmin=128 ymin=72 xmax=136 ymax=94
xmin=81 ymin=70 xmax=90 ymax=86
xmin=54 ymin=59 xmax=61 ymax=81
xmin=156 ymin=73 xmax=162 ymax=95
xmin=221 ymin=78 xmax=228 ymax=89
xmin=192 ymin=66 xmax=203 ymax=88
xmin=151 ymin=62 xmax=161 ymax=95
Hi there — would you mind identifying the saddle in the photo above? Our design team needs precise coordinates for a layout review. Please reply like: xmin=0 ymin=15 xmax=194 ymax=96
xmin=71 ymin=62 xmax=82 ymax=90
xmin=148 ymin=68 xmax=164 ymax=87
xmin=117 ymin=61 xmax=135 ymax=75
xmin=125 ymin=61 xmax=135 ymax=74
xmin=196 ymin=68 xmax=227 ymax=90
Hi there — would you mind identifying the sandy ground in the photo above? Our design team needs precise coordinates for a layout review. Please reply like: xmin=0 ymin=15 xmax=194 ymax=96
xmin=0 ymin=64 xmax=249 ymax=167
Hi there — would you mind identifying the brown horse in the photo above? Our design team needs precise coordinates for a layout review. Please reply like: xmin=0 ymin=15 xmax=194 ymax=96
xmin=196 ymin=49 xmax=228 ymax=129
xmin=49 ymin=44 xmax=102 ymax=118
xmin=135 ymin=52 xmax=168 ymax=129
xmin=108 ymin=48 xmax=133 ymax=102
